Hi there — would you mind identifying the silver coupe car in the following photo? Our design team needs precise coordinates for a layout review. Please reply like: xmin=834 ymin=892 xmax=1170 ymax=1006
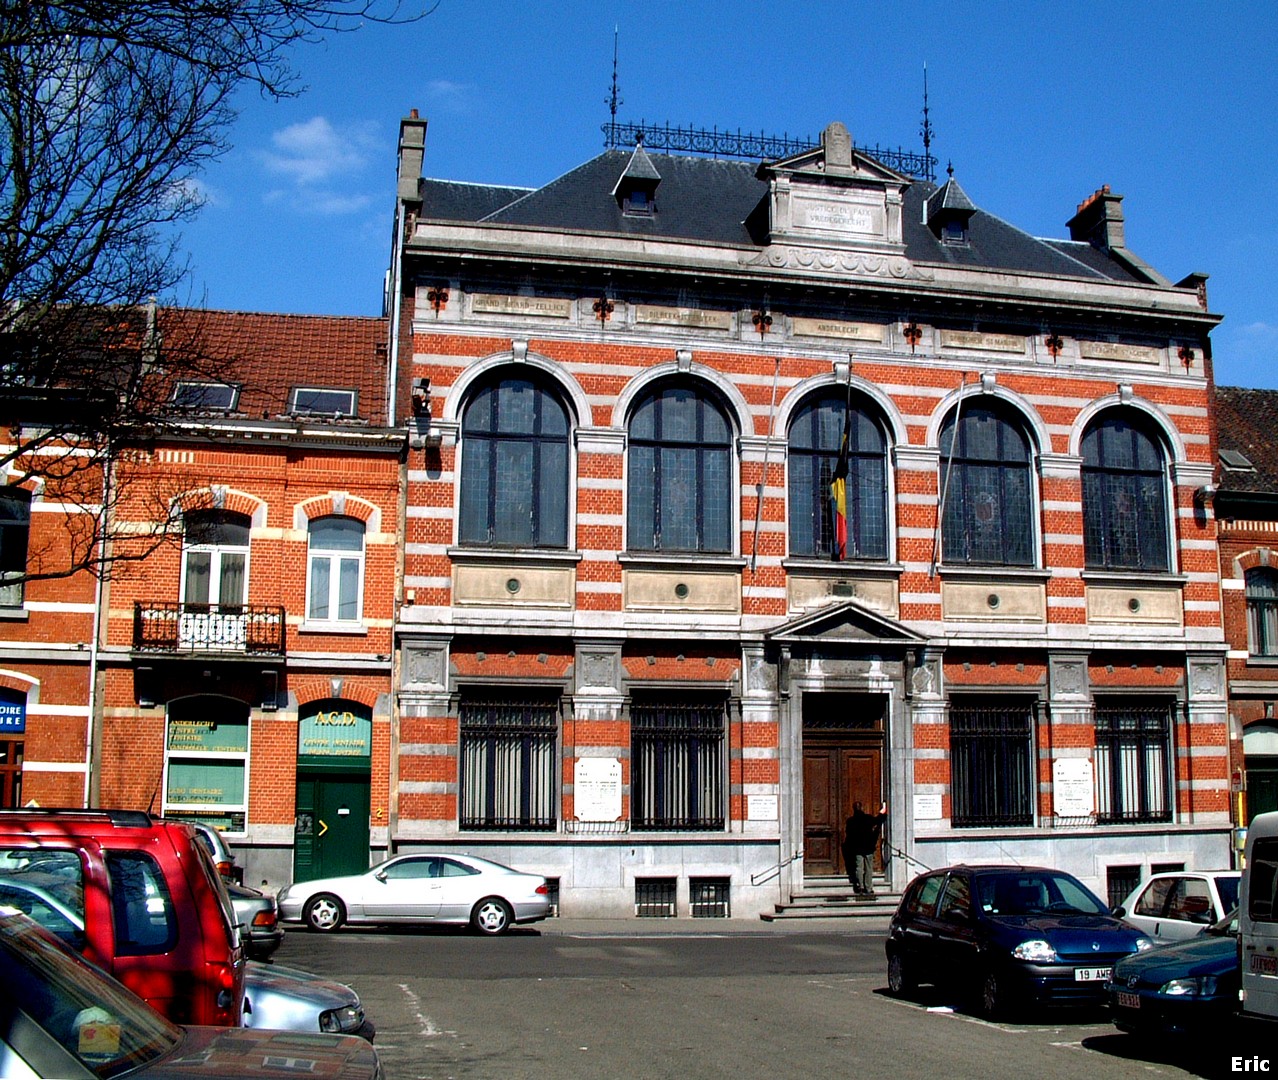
xmin=277 ymin=853 xmax=551 ymax=935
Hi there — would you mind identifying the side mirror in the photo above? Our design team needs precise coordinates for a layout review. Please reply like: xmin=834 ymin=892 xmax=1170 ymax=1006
xmin=1111 ymin=905 xmax=1126 ymax=919
xmin=374 ymin=870 xmax=388 ymax=883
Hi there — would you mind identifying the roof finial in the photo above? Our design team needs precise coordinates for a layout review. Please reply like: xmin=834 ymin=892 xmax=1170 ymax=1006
xmin=947 ymin=160 xmax=954 ymax=178
xmin=920 ymin=63 xmax=936 ymax=182
xmin=607 ymin=26 xmax=622 ymax=123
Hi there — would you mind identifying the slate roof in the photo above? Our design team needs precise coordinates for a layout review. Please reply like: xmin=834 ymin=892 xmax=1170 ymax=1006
xmin=417 ymin=148 xmax=1152 ymax=284
xmin=1215 ymin=386 xmax=1278 ymax=497
xmin=158 ymin=309 xmax=390 ymax=425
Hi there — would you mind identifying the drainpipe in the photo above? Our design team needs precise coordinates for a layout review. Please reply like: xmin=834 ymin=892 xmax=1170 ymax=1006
xmin=85 ymin=439 xmax=113 ymax=806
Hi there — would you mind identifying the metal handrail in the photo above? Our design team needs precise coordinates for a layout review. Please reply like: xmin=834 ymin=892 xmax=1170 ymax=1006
xmin=751 ymin=848 xmax=803 ymax=887
xmin=884 ymin=841 xmax=931 ymax=877
xmin=133 ymin=601 xmax=286 ymax=655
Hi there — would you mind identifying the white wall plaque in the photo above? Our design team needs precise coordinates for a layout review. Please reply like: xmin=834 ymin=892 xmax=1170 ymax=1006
xmin=574 ymin=758 xmax=622 ymax=822
xmin=747 ymin=794 xmax=778 ymax=821
xmin=790 ymin=317 xmax=887 ymax=343
xmin=1053 ymin=757 xmax=1095 ymax=817
xmin=471 ymin=294 xmax=573 ymax=318
xmin=913 ymin=793 xmax=942 ymax=820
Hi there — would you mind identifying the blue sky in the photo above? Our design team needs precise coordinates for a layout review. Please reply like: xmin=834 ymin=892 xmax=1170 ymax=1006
xmin=175 ymin=0 xmax=1278 ymax=389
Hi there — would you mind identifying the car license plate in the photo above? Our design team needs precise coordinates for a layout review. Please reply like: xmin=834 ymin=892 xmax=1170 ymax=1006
xmin=1116 ymin=991 xmax=1141 ymax=1009
xmin=1252 ymin=954 xmax=1278 ymax=976
xmin=1074 ymin=966 xmax=1112 ymax=982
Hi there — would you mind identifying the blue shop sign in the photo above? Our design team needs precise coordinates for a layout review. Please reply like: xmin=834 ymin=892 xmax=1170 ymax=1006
xmin=0 ymin=701 xmax=25 ymax=733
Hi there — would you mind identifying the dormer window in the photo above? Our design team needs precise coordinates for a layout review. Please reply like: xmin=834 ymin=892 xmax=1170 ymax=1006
xmin=624 ymin=188 xmax=653 ymax=216
xmin=172 ymin=381 xmax=238 ymax=411
xmin=613 ymin=142 xmax=661 ymax=217
xmin=289 ymin=387 xmax=356 ymax=416
xmin=925 ymin=167 xmax=977 ymax=247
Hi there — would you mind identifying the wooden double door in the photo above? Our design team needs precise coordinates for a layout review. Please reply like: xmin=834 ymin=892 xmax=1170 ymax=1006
xmin=802 ymin=693 xmax=887 ymax=878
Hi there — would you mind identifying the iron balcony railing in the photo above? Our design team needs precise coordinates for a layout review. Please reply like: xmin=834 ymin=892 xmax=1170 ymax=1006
xmin=133 ymin=602 xmax=285 ymax=655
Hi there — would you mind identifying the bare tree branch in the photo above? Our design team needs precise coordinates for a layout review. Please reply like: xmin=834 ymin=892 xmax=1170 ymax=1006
xmin=0 ymin=1 xmax=431 ymax=586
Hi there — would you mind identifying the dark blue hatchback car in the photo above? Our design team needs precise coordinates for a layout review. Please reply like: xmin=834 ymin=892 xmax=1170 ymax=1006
xmin=1107 ymin=909 xmax=1240 ymax=1036
xmin=886 ymin=864 xmax=1154 ymax=1018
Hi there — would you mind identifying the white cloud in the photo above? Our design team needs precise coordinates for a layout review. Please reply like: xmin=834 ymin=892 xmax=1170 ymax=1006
xmin=260 ymin=117 xmax=379 ymax=186
xmin=423 ymin=79 xmax=475 ymax=115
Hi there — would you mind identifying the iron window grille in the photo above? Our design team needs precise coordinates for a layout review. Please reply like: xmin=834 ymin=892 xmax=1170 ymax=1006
xmin=630 ymin=695 xmax=726 ymax=831
xmin=787 ymin=392 xmax=888 ymax=560
xmin=459 ymin=695 xmax=558 ymax=831
xmin=627 ymin=383 xmax=732 ymax=553
xmin=1081 ymin=413 xmax=1170 ymax=572
xmin=635 ymin=877 xmax=677 ymax=917
xmin=1246 ymin=568 xmax=1278 ymax=657
xmin=1094 ymin=700 xmax=1173 ymax=825
xmin=459 ymin=376 xmax=570 ymax=549
xmin=949 ymin=699 xmax=1035 ymax=828
xmin=690 ymin=877 xmax=731 ymax=918
xmin=1106 ymin=864 xmax=1142 ymax=911
xmin=939 ymin=404 xmax=1035 ymax=567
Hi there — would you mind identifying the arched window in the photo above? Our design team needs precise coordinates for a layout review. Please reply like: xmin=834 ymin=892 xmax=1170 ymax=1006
xmin=627 ymin=382 xmax=732 ymax=553
xmin=788 ymin=391 xmax=887 ymax=559
xmin=1246 ymin=568 xmax=1278 ymax=657
xmin=182 ymin=510 xmax=250 ymax=610
xmin=939 ymin=402 xmax=1034 ymax=567
xmin=459 ymin=374 xmax=570 ymax=548
xmin=1081 ymin=412 xmax=1170 ymax=571
xmin=307 ymin=516 xmax=365 ymax=624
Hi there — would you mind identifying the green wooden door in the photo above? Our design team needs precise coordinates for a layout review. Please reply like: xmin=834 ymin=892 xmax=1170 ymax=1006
xmin=293 ymin=771 xmax=370 ymax=882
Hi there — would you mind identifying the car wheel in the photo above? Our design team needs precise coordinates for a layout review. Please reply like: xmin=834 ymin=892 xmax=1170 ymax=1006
xmin=887 ymin=952 xmax=914 ymax=996
xmin=304 ymin=894 xmax=346 ymax=933
xmin=471 ymin=897 xmax=513 ymax=935
xmin=980 ymin=970 xmax=1006 ymax=1019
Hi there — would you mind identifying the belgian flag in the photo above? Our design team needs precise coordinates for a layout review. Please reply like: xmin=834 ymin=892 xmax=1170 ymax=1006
xmin=830 ymin=396 xmax=851 ymax=560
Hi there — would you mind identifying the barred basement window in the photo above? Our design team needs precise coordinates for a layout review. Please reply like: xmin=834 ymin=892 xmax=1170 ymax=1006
xmin=459 ymin=694 xmax=558 ymax=831
xmin=949 ymin=698 xmax=1034 ymax=828
xmin=630 ymin=694 xmax=726 ymax=831
xmin=690 ymin=877 xmax=730 ymax=918
xmin=1094 ymin=700 xmax=1172 ymax=825
xmin=1106 ymin=865 xmax=1141 ymax=911
xmin=635 ymin=877 xmax=676 ymax=917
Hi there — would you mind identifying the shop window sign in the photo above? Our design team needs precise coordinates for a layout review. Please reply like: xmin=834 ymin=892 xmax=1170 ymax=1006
xmin=0 ymin=701 xmax=24 ymax=733
xmin=165 ymin=760 xmax=245 ymax=808
xmin=166 ymin=716 xmax=247 ymax=753
xmin=299 ymin=707 xmax=371 ymax=758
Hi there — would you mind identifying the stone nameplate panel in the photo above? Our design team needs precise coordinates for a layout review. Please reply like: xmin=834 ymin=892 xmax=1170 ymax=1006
xmin=453 ymin=563 xmax=575 ymax=608
xmin=788 ymin=575 xmax=898 ymax=618
xmin=790 ymin=317 xmax=888 ymax=344
xmin=1079 ymin=340 xmax=1163 ymax=365
xmin=940 ymin=329 xmax=1026 ymax=353
xmin=623 ymin=568 xmax=740 ymax=613
xmin=470 ymin=294 xmax=573 ymax=318
xmin=793 ymin=196 xmax=881 ymax=236
xmin=1085 ymin=585 xmax=1183 ymax=626
xmin=942 ymin=581 xmax=1045 ymax=622
xmin=635 ymin=305 xmax=732 ymax=330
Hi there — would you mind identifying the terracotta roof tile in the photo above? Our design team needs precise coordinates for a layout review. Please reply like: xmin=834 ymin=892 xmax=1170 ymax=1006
xmin=1215 ymin=385 xmax=1278 ymax=494
xmin=157 ymin=309 xmax=390 ymax=424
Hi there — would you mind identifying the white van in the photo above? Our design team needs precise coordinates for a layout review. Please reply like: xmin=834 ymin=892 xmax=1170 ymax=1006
xmin=1240 ymin=810 xmax=1278 ymax=1021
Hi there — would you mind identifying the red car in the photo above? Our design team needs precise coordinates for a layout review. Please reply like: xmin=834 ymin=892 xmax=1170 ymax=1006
xmin=0 ymin=808 xmax=244 ymax=1026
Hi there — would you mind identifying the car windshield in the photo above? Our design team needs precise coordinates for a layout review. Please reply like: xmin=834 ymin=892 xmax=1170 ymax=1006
xmin=0 ymin=909 xmax=182 ymax=1077
xmin=977 ymin=872 xmax=1108 ymax=917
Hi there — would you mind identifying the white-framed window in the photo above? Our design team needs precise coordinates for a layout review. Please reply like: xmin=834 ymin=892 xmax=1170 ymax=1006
xmin=180 ymin=510 xmax=250 ymax=649
xmin=306 ymin=515 xmax=365 ymax=624
xmin=0 ymin=486 xmax=31 ymax=608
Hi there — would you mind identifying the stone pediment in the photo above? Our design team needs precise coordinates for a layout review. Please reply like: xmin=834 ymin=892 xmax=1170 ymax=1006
xmin=765 ymin=598 xmax=927 ymax=646
xmin=758 ymin=122 xmax=911 ymax=251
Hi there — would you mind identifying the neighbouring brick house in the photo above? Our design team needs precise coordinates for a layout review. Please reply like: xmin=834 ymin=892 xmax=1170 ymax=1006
xmin=388 ymin=115 xmax=1229 ymax=918
xmin=0 ymin=309 xmax=406 ymax=887
xmin=1214 ymin=386 xmax=1278 ymax=830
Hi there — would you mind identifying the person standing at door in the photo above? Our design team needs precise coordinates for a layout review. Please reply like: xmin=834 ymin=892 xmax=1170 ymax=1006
xmin=843 ymin=801 xmax=888 ymax=898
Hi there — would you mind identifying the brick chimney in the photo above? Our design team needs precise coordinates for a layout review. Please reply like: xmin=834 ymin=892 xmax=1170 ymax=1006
xmin=1066 ymin=185 xmax=1125 ymax=251
xmin=397 ymin=109 xmax=427 ymax=205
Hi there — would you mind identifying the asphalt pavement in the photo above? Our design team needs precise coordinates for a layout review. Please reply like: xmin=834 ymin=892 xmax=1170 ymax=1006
xmin=536 ymin=913 xmax=892 ymax=935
